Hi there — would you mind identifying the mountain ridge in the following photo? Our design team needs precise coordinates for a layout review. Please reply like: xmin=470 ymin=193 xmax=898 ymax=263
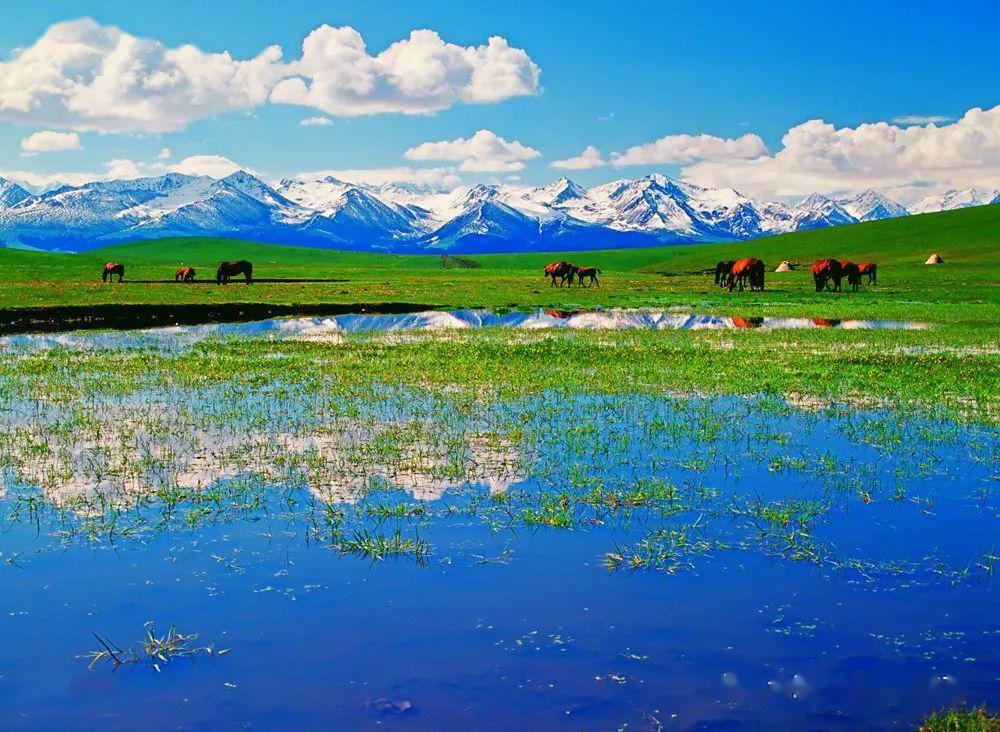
xmin=0 ymin=171 xmax=996 ymax=254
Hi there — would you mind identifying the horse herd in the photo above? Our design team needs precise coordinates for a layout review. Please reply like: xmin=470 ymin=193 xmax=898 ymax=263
xmin=713 ymin=257 xmax=878 ymax=293
xmin=543 ymin=261 xmax=602 ymax=287
xmin=101 ymin=260 xmax=254 ymax=284
xmin=100 ymin=256 xmax=876 ymax=293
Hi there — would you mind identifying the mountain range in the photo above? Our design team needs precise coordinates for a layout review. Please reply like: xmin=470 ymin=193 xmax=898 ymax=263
xmin=0 ymin=171 xmax=996 ymax=253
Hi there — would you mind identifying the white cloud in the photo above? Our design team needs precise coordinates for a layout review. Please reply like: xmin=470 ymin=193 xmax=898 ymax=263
xmin=300 ymin=116 xmax=333 ymax=126
xmin=404 ymin=129 xmax=540 ymax=172
xmin=1 ymin=158 xmax=142 ymax=189
xmin=157 ymin=147 xmax=171 ymax=160
xmin=270 ymin=26 xmax=540 ymax=117
xmin=167 ymin=154 xmax=244 ymax=178
xmin=0 ymin=18 xmax=285 ymax=133
xmin=295 ymin=166 xmax=461 ymax=189
xmin=0 ymin=19 xmax=538 ymax=133
xmin=551 ymin=145 xmax=605 ymax=170
xmin=892 ymin=114 xmax=952 ymax=125
xmin=611 ymin=132 xmax=767 ymax=167
xmin=681 ymin=105 xmax=1000 ymax=198
xmin=21 ymin=130 xmax=82 ymax=152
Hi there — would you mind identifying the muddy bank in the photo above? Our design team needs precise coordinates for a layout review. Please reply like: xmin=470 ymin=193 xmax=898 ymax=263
xmin=0 ymin=301 xmax=436 ymax=335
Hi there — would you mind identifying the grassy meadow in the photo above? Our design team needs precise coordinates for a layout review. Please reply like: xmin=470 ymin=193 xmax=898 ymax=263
xmin=0 ymin=205 xmax=997 ymax=325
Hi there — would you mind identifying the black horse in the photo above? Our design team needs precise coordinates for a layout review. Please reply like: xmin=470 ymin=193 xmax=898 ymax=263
xmin=216 ymin=260 xmax=253 ymax=284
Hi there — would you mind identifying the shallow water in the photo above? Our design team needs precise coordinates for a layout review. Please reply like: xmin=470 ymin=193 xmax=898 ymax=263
xmin=0 ymin=308 xmax=929 ymax=350
xmin=0 ymin=376 xmax=996 ymax=730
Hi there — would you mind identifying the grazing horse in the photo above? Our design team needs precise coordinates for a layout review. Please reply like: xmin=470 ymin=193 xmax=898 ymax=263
xmin=727 ymin=258 xmax=764 ymax=292
xmin=574 ymin=266 xmax=601 ymax=287
xmin=216 ymin=260 xmax=253 ymax=285
xmin=714 ymin=260 xmax=735 ymax=286
xmin=812 ymin=259 xmax=843 ymax=292
xmin=175 ymin=266 xmax=196 ymax=283
xmin=102 ymin=262 xmax=125 ymax=283
xmin=543 ymin=261 xmax=575 ymax=287
xmin=841 ymin=261 xmax=861 ymax=292
xmin=858 ymin=262 xmax=877 ymax=284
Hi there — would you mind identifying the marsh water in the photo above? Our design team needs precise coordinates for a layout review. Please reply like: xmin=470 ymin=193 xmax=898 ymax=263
xmin=0 ymin=308 xmax=930 ymax=350
xmin=0 ymin=326 xmax=995 ymax=730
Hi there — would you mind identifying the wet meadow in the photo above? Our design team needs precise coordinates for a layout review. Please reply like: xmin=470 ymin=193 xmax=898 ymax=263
xmin=0 ymin=312 xmax=996 ymax=729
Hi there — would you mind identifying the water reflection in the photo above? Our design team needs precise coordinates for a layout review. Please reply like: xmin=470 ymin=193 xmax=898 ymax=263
xmin=0 ymin=308 xmax=931 ymax=350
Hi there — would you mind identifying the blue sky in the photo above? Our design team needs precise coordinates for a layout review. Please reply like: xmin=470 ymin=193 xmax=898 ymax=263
xmin=1 ymin=0 xmax=998 ymax=200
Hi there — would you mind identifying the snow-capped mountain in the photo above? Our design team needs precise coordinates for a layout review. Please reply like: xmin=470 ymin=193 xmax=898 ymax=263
xmin=836 ymin=189 xmax=909 ymax=221
xmin=0 ymin=171 xmax=994 ymax=253
xmin=0 ymin=178 xmax=31 ymax=208
xmin=908 ymin=188 xmax=1000 ymax=215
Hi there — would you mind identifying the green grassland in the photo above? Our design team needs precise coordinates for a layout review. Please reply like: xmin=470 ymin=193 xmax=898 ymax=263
xmin=0 ymin=205 xmax=997 ymax=324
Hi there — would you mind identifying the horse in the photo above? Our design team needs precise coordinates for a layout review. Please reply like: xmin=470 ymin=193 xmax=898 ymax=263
xmin=812 ymin=259 xmax=843 ymax=292
xmin=574 ymin=266 xmax=601 ymax=287
xmin=102 ymin=262 xmax=125 ymax=283
xmin=543 ymin=261 xmax=574 ymax=287
xmin=841 ymin=261 xmax=861 ymax=292
xmin=714 ymin=260 xmax=735 ymax=286
xmin=216 ymin=260 xmax=253 ymax=285
xmin=727 ymin=258 xmax=764 ymax=292
xmin=731 ymin=316 xmax=764 ymax=329
xmin=858 ymin=262 xmax=877 ymax=284
xmin=175 ymin=266 xmax=196 ymax=283
xmin=811 ymin=318 xmax=842 ymax=327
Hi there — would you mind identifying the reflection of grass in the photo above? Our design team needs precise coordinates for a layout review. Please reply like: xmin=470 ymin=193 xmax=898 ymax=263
xmin=919 ymin=704 xmax=999 ymax=731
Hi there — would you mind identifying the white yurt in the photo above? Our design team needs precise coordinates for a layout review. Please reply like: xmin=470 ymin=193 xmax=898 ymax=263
xmin=925 ymin=253 xmax=943 ymax=264
xmin=774 ymin=261 xmax=792 ymax=272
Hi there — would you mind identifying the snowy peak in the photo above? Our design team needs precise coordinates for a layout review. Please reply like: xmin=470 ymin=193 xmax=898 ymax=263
xmin=837 ymin=189 xmax=908 ymax=221
xmin=0 ymin=178 xmax=32 ymax=208
xmin=533 ymin=177 xmax=587 ymax=206
xmin=909 ymin=188 xmax=999 ymax=215
xmin=789 ymin=194 xmax=856 ymax=230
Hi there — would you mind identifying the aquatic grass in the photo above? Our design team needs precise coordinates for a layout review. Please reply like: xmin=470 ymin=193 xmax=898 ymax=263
xmin=86 ymin=623 xmax=227 ymax=672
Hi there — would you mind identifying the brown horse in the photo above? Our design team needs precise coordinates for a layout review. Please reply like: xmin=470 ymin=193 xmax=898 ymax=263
xmin=217 ymin=260 xmax=253 ymax=284
xmin=732 ymin=316 xmax=764 ymax=329
xmin=175 ymin=266 xmax=196 ymax=283
xmin=812 ymin=318 xmax=842 ymax=327
xmin=102 ymin=262 xmax=125 ymax=283
xmin=574 ymin=266 xmax=601 ymax=287
xmin=543 ymin=261 xmax=574 ymax=287
xmin=714 ymin=260 xmax=735 ymax=286
xmin=858 ymin=262 xmax=877 ymax=284
xmin=727 ymin=258 xmax=764 ymax=292
xmin=812 ymin=259 xmax=843 ymax=292
xmin=840 ymin=261 xmax=861 ymax=292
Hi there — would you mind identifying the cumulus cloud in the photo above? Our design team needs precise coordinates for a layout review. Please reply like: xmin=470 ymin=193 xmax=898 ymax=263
xmin=296 ymin=166 xmax=462 ymax=189
xmin=300 ymin=116 xmax=333 ymax=126
xmin=157 ymin=147 xmax=171 ymax=160
xmin=551 ymin=145 xmax=605 ymax=170
xmin=166 ymin=154 xmax=244 ymax=178
xmin=404 ymin=129 xmax=540 ymax=172
xmin=0 ymin=19 xmax=539 ymax=133
xmin=270 ymin=26 xmax=540 ymax=117
xmin=611 ymin=132 xmax=767 ymax=167
xmin=681 ymin=105 xmax=1000 ymax=198
xmin=21 ymin=130 xmax=82 ymax=152
xmin=0 ymin=18 xmax=285 ymax=133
